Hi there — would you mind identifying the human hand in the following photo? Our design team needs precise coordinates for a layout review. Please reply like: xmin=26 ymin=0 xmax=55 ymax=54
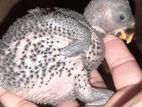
xmin=104 ymin=35 xmax=142 ymax=107
xmin=86 ymin=35 xmax=142 ymax=107
xmin=0 ymin=88 xmax=38 ymax=107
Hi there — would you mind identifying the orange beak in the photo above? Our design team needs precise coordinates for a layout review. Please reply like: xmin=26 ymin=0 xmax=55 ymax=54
xmin=118 ymin=29 xmax=134 ymax=44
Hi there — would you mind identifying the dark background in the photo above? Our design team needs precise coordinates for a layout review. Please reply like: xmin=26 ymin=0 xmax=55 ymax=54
xmin=0 ymin=0 xmax=142 ymax=107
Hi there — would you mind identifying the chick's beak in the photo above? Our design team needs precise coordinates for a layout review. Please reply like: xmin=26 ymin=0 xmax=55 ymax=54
xmin=119 ymin=30 xmax=134 ymax=44
xmin=117 ymin=28 xmax=135 ymax=44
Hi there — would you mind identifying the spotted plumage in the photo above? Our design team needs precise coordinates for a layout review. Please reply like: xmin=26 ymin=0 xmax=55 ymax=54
xmin=0 ymin=7 xmax=113 ymax=106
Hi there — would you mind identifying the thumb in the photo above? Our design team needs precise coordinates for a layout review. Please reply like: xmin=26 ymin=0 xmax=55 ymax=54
xmin=0 ymin=88 xmax=37 ymax=107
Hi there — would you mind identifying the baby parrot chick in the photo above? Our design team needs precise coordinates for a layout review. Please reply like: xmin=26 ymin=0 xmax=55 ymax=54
xmin=0 ymin=0 xmax=135 ymax=105
xmin=0 ymin=7 xmax=113 ymax=106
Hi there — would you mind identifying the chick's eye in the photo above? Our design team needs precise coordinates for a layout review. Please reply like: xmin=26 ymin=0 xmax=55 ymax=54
xmin=119 ymin=14 xmax=125 ymax=21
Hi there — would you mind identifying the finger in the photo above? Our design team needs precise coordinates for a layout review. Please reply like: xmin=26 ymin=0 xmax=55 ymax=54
xmin=56 ymin=101 xmax=79 ymax=107
xmin=106 ymin=83 xmax=142 ymax=107
xmin=90 ymin=69 xmax=106 ymax=88
xmin=106 ymin=85 xmax=134 ymax=107
xmin=104 ymin=35 xmax=142 ymax=90
xmin=0 ymin=88 xmax=37 ymax=107
xmin=123 ymin=91 xmax=142 ymax=107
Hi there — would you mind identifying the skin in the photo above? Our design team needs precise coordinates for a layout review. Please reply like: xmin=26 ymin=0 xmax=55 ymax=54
xmin=0 ymin=35 xmax=142 ymax=107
